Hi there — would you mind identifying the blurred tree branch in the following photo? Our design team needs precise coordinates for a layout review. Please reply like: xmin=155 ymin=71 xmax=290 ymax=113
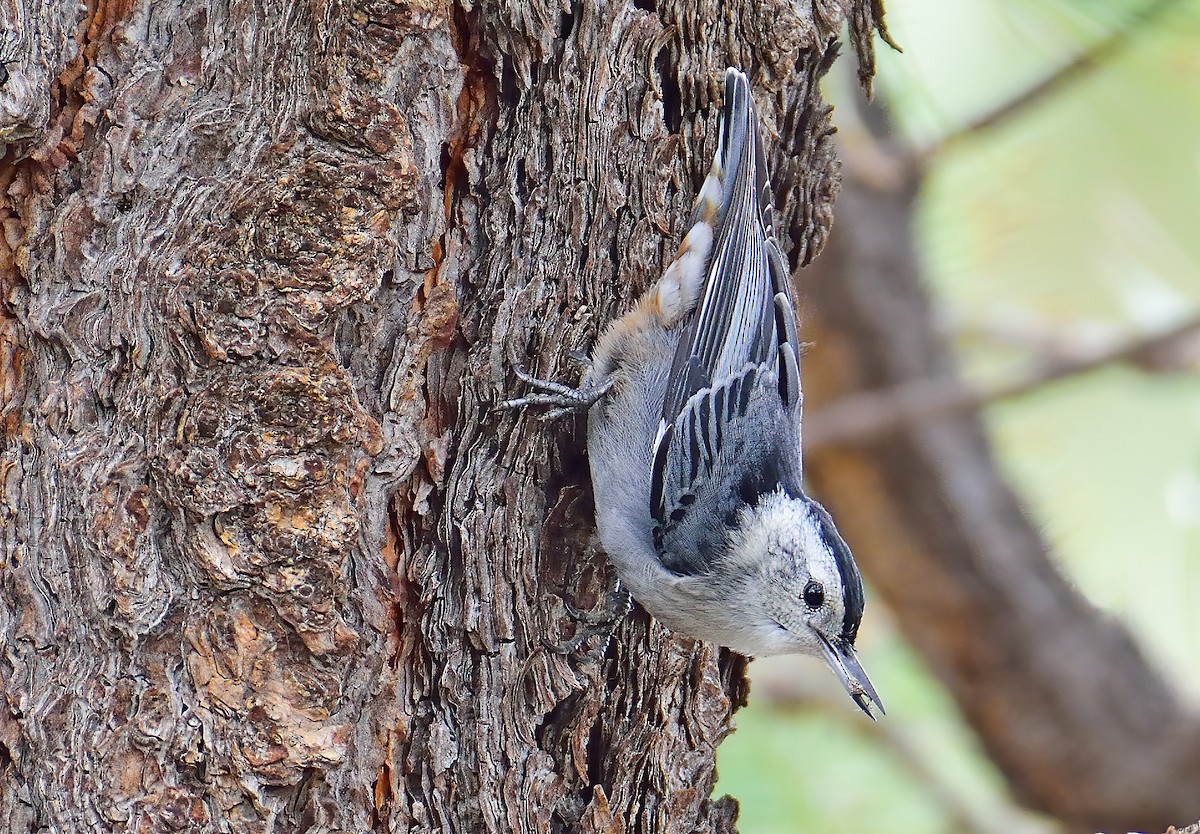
xmin=806 ymin=313 xmax=1200 ymax=449
xmin=792 ymin=14 xmax=1200 ymax=825
xmin=957 ymin=307 xmax=1200 ymax=373
xmin=758 ymin=672 xmax=1200 ymax=834
xmin=756 ymin=674 xmax=1047 ymax=834
xmin=925 ymin=0 xmax=1186 ymax=157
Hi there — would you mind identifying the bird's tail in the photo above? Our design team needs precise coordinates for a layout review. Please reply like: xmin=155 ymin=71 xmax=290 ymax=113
xmin=652 ymin=68 xmax=764 ymax=327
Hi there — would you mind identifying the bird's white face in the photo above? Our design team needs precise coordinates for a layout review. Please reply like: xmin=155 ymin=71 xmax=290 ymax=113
xmin=763 ymin=543 xmax=847 ymax=656
xmin=724 ymin=489 xmax=883 ymax=717
xmin=725 ymin=491 xmax=844 ymax=653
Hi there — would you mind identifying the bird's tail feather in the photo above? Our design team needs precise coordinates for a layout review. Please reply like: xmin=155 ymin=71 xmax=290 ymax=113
xmin=653 ymin=67 xmax=758 ymax=327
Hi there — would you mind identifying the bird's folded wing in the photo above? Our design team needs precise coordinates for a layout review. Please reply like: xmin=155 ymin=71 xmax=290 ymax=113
xmin=649 ymin=68 xmax=802 ymax=575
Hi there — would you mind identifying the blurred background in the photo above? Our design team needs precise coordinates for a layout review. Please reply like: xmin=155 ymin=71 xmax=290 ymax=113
xmin=716 ymin=0 xmax=1200 ymax=831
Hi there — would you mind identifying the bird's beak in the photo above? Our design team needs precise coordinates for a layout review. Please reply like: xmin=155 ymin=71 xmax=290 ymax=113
xmin=815 ymin=631 xmax=885 ymax=719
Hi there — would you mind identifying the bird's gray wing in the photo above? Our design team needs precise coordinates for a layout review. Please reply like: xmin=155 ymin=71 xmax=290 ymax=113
xmin=649 ymin=68 xmax=803 ymax=576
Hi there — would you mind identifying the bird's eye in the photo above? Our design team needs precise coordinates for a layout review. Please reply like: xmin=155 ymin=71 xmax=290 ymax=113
xmin=803 ymin=581 xmax=824 ymax=608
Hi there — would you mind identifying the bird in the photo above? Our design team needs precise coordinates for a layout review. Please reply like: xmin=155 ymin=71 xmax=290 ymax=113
xmin=504 ymin=67 xmax=883 ymax=718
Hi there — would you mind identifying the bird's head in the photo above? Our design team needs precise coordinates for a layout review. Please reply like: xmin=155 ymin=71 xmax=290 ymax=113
xmin=724 ymin=488 xmax=884 ymax=718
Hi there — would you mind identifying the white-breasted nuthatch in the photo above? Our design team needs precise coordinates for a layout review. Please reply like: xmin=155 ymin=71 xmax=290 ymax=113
xmin=506 ymin=68 xmax=883 ymax=717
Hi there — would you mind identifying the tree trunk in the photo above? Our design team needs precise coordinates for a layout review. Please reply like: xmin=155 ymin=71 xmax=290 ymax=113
xmin=0 ymin=1 xmax=879 ymax=830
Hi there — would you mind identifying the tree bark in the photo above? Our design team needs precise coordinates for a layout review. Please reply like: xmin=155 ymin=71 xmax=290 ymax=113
xmin=0 ymin=0 xmax=878 ymax=831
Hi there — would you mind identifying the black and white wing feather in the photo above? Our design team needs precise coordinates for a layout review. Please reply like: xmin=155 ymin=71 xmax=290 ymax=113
xmin=649 ymin=68 xmax=804 ymax=576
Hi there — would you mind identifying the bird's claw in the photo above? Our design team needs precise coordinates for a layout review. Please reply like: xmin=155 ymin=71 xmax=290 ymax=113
xmin=500 ymin=351 xmax=614 ymax=418
xmin=543 ymin=581 xmax=631 ymax=655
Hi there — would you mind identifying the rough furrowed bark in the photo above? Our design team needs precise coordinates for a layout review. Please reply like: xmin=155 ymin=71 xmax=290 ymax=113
xmin=2 ymin=0 xmax=446 ymax=829
xmin=0 ymin=0 xmax=879 ymax=832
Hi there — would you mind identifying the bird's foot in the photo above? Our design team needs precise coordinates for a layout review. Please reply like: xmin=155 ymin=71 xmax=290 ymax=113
xmin=542 ymin=580 xmax=632 ymax=655
xmin=500 ymin=350 xmax=612 ymax=420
